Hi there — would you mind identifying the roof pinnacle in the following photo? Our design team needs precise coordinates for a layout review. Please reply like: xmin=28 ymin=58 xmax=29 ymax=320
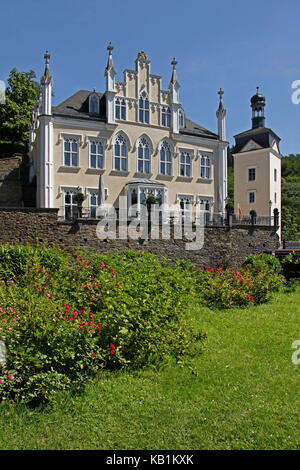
xmin=42 ymin=50 xmax=51 ymax=82
xmin=106 ymin=42 xmax=115 ymax=71
xmin=170 ymin=57 xmax=178 ymax=85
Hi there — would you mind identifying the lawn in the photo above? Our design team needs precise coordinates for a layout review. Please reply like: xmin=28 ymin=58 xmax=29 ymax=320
xmin=0 ymin=284 xmax=299 ymax=450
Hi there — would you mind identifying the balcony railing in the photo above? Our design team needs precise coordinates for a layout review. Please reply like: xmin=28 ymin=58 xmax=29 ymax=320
xmin=58 ymin=206 xmax=276 ymax=228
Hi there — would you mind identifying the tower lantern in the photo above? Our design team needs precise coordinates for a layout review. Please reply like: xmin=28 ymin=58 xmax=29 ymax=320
xmin=251 ymin=86 xmax=266 ymax=129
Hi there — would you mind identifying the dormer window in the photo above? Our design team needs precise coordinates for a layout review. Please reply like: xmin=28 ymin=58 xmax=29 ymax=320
xmin=139 ymin=91 xmax=149 ymax=123
xmin=161 ymin=107 xmax=171 ymax=127
xmin=89 ymin=93 xmax=99 ymax=114
xmin=115 ymin=98 xmax=126 ymax=120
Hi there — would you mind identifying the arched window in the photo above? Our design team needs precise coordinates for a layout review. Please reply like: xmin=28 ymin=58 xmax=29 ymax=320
xmin=89 ymin=190 xmax=98 ymax=218
xmin=160 ymin=140 xmax=172 ymax=176
xmin=161 ymin=107 xmax=171 ymax=127
xmin=139 ymin=91 xmax=149 ymax=123
xmin=89 ymin=94 xmax=99 ymax=114
xmin=200 ymin=155 xmax=211 ymax=179
xmin=63 ymin=188 xmax=78 ymax=220
xmin=115 ymin=98 xmax=126 ymax=120
xmin=114 ymin=134 xmax=128 ymax=171
xmin=89 ymin=140 xmax=104 ymax=169
xmin=64 ymin=138 xmax=78 ymax=167
xmin=137 ymin=137 xmax=150 ymax=174
xmin=180 ymin=152 xmax=191 ymax=177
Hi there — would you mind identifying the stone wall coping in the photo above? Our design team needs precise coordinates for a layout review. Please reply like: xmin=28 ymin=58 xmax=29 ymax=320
xmin=0 ymin=207 xmax=59 ymax=213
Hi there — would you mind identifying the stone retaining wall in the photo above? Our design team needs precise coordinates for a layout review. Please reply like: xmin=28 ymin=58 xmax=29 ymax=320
xmin=0 ymin=208 xmax=280 ymax=268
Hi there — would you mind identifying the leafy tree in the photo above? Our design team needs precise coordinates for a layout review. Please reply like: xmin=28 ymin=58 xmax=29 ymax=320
xmin=227 ymin=147 xmax=234 ymax=207
xmin=0 ymin=68 xmax=40 ymax=156
xmin=281 ymin=154 xmax=300 ymax=239
xmin=281 ymin=206 xmax=300 ymax=241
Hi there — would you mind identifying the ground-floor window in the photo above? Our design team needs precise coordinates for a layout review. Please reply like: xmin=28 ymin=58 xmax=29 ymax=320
xmin=63 ymin=188 xmax=78 ymax=220
xmin=88 ymin=190 xmax=98 ymax=218
xmin=197 ymin=196 xmax=213 ymax=223
xmin=177 ymin=194 xmax=194 ymax=222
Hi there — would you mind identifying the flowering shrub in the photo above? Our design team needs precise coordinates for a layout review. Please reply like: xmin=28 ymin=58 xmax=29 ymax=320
xmin=0 ymin=247 xmax=205 ymax=404
xmin=194 ymin=254 xmax=285 ymax=309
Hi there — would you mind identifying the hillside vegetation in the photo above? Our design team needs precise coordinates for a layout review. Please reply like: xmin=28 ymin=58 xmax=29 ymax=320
xmin=281 ymin=154 xmax=300 ymax=240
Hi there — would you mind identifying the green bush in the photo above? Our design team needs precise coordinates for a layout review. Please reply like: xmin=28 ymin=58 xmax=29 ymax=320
xmin=280 ymin=251 xmax=300 ymax=280
xmin=0 ymin=248 xmax=205 ymax=404
xmin=0 ymin=243 xmax=68 ymax=281
xmin=242 ymin=253 xmax=282 ymax=275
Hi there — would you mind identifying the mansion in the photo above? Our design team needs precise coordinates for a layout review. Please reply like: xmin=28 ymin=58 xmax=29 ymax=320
xmin=29 ymin=45 xmax=228 ymax=222
xmin=27 ymin=45 xmax=281 ymax=227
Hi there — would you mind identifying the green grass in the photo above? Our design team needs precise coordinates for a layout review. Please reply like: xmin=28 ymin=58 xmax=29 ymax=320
xmin=0 ymin=285 xmax=300 ymax=450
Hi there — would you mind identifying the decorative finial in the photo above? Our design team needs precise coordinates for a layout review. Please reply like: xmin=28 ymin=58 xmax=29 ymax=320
xmin=218 ymin=88 xmax=224 ymax=99
xmin=170 ymin=57 xmax=179 ymax=85
xmin=44 ymin=50 xmax=50 ymax=63
xmin=42 ymin=50 xmax=51 ymax=80
xmin=256 ymin=86 xmax=259 ymax=94
xmin=107 ymin=42 xmax=114 ymax=54
xmin=137 ymin=51 xmax=148 ymax=61
xmin=217 ymin=88 xmax=225 ymax=113
xmin=106 ymin=42 xmax=115 ymax=72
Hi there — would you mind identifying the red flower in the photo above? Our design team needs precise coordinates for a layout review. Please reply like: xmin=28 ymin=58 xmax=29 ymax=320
xmin=97 ymin=324 xmax=102 ymax=330
xmin=91 ymin=352 xmax=96 ymax=357
xmin=110 ymin=343 xmax=115 ymax=355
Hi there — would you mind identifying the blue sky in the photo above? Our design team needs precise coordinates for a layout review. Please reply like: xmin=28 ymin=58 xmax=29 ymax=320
xmin=1 ymin=0 xmax=300 ymax=155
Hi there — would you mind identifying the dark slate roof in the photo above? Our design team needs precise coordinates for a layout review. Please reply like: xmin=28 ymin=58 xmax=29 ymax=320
xmin=233 ymin=126 xmax=281 ymax=153
xmin=52 ymin=90 xmax=218 ymax=139
xmin=52 ymin=90 xmax=106 ymax=121
xmin=180 ymin=118 xmax=218 ymax=139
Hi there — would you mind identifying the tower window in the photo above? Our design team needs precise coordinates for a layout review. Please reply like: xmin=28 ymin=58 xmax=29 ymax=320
xmin=248 ymin=168 xmax=256 ymax=182
xmin=248 ymin=191 xmax=256 ymax=204
xmin=274 ymin=168 xmax=277 ymax=182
